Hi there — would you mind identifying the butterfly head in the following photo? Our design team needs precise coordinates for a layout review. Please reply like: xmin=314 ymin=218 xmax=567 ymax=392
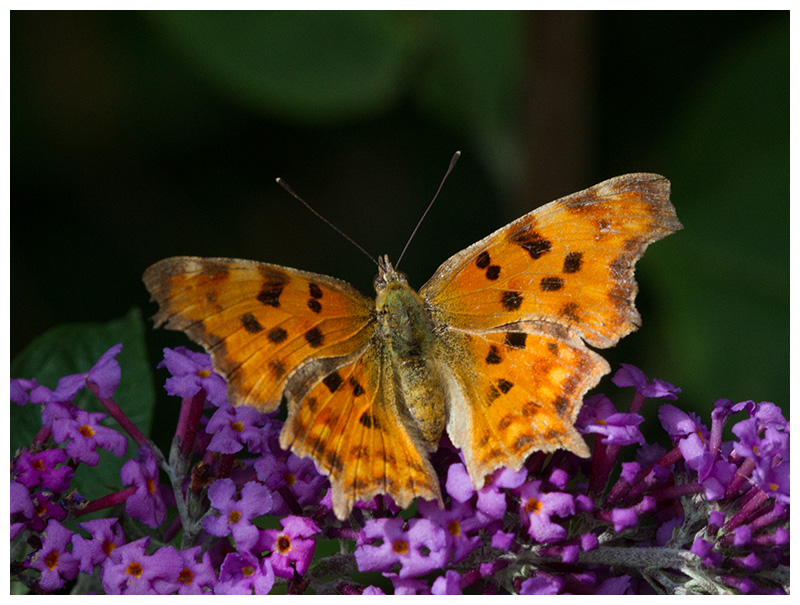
xmin=373 ymin=254 xmax=408 ymax=293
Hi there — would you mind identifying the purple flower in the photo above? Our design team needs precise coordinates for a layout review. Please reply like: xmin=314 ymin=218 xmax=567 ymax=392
xmin=690 ymin=536 xmax=721 ymax=568
xmin=612 ymin=364 xmax=680 ymax=399
xmin=659 ymin=403 xmax=708 ymax=440
xmin=206 ymin=402 xmax=269 ymax=454
xmin=10 ymin=480 xmax=34 ymax=539
xmin=158 ymin=347 xmax=228 ymax=406
xmin=202 ymin=478 xmax=274 ymax=552
xmin=50 ymin=407 xmax=127 ymax=465
xmin=120 ymin=447 xmax=166 ymax=528
xmin=254 ymin=452 xmax=327 ymax=514
xmin=26 ymin=519 xmax=79 ymax=591
xmin=11 ymin=480 xmax=34 ymax=517
xmin=597 ymin=575 xmax=634 ymax=594
xmin=492 ymin=529 xmax=515 ymax=550
xmin=418 ymin=498 xmax=482 ymax=563
xmin=383 ymin=573 xmax=430 ymax=595
xmin=257 ymin=515 xmax=321 ymax=578
xmin=11 ymin=378 xmax=38 ymax=405
xmin=214 ymin=551 xmax=274 ymax=595
xmin=71 ymin=517 xmax=126 ymax=573
xmin=14 ymin=448 xmax=73 ymax=492
xmin=519 ymin=573 xmax=564 ymax=594
xmin=432 ymin=570 xmax=462 ymax=595
xmin=102 ymin=537 xmax=183 ymax=595
xmin=355 ymin=517 xmax=448 ymax=578
xmin=752 ymin=459 xmax=789 ymax=504
xmin=29 ymin=344 xmax=123 ymax=403
xmin=753 ymin=401 xmax=787 ymax=429
xmin=362 ymin=585 xmax=387 ymax=595
xmin=607 ymin=496 xmax=656 ymax=532
xmin=151 ymin=545 xmax=218 ymax=595
xmin=516 ymin=480 xmax=575 ymax=543
xmin=446 ymin=461 xmax=527 ymax=525
xmin=577 ymin=394 xmax=645 ymax=445
xmin=26 ymin=490 xmax=67 ymax=532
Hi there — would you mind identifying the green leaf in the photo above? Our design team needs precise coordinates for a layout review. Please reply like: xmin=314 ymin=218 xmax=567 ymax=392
xmin=149 ymin=11 xmax=418 ymax=123
xmin=10 ymin=308 xmax=156 ymax=500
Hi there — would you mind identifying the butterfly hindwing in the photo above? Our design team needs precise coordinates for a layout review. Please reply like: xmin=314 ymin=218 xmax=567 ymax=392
xmin=143 ymin=256 xmax=375 ymax=411
xmin=438 ymin=322 xmax=607 ymax=484
xmin=279 ymin=344 xmax=442 ymax=520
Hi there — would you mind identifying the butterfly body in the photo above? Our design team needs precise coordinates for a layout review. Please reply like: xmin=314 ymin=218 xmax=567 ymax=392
xmin=143 ymin=172 xmax=682 ymax=520
xmin=374 ymin=255 xmax=447 ymax=450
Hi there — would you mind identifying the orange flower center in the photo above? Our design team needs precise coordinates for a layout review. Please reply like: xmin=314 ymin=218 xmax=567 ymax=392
xmin=448 ymin=520 xmax=461 ymax=537
xmin=392 ymin=540 xmax=409 ymax=555
xmin=79 ymin=424 xmax=96 ymax=438
xmin=146 ymin=478 xmax=157 ymax=494
xmin=242 ymin=565 xmax=255 ymax=577
xmin=284 ymin=473 xmax=297 ymax=486
xmin=231 ymin=421 xmax=244 ymax=433
xmin=525 ymin=498 xmax=543 ymax=514
xmin=126 ymin=561 xmax=144 ymax=578
xmin=103 ymin=541 xmax=117 ymax=556
xmin=32 ymin=459 xmax=45 ymax=471
xmin=44 ymin=551 xmax=59 ymax=571
xmin=228 ymin=510 xmax=242 ymax=524
xmin=178 ymin=567 xmax=194 ymax=585
xmin=277 ymin=534 xmax=292 ymax=554
xmin=197 ymin=370 xmax=211 ymax=378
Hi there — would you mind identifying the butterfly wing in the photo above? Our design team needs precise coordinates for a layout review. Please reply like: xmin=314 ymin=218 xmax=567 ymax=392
xmin=143 ymin=256 xmax=376 ymax=411
xmin=280 ymin=343 xmax=442 ymax=520
xmin=144 ymin=256 xmax=440 ymax=519
xmin=420 ymin=173 xmax=682 ymax=484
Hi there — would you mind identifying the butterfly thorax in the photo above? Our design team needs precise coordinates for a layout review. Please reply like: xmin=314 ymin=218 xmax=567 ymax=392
xmin=374 ymin=255 xmax=446 ymax=450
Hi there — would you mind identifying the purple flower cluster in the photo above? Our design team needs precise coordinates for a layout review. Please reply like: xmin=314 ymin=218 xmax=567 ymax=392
xmin=10 ymin=346 xmax=789 ymax=594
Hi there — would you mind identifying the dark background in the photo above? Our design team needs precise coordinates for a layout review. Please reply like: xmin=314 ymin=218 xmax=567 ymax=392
xmin=12 ymin=11 xmax=789 ymax=427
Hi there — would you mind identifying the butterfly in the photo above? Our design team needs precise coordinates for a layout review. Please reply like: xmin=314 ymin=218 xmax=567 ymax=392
xmin=143 ymin=172 xmax=681 ymax=521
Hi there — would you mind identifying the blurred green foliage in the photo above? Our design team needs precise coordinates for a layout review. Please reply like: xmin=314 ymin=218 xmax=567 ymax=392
xmin=11 ymin=11 xmax=788 ymax=447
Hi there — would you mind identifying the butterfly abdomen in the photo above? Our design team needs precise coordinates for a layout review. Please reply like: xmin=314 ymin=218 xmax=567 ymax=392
xmin=376 ymin=278 xmax=446 ymax=451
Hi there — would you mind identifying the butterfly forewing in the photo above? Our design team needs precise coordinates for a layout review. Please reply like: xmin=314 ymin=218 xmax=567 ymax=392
xmin=421 ymin=173 xmax=681 ymax=348
xmin=143 ymin=256 xmax=375 ymax=411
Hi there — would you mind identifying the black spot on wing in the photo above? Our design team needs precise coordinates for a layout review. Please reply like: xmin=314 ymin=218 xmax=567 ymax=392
xmin=510 ymin=228 xmax=552 ymax=260
xmin=485 ymin=345 xmax=502 ymax=365
xmin=305 ymin=327 xmax=324 ymax=348
xmin=500 ymin=290 xmax=523 ymax=311
xmin=540 ymin=276 xmax=564 ymax=291
xmin=563 ymin=252 xmax=583 ymax=273
xmin=307 ymin=298 xmax=322 ymax=314
xmin=268 ymin=327 xmax=288 ymax=343
xmin=240 ymin=313 xmax=264 ymax=333
xmin=309 ymin=282 xmax=323 ymax=299
xmin=322 ymin=370 xmax=343 ymax=393
xmin=504 ymin=332 xmax=528 ymax=349
xmin=475 ymin=251 xmax=491 ymax=268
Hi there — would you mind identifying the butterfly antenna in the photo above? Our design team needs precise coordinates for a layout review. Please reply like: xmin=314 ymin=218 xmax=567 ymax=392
xmin=275 ymin=178 xmax=378 ymax=267
xmin=395 ymin=151 xmax=461 ymax=270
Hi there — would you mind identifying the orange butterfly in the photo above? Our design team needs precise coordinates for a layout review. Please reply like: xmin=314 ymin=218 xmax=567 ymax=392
xmin=143 ymin=172 xmax=681 ymax=520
